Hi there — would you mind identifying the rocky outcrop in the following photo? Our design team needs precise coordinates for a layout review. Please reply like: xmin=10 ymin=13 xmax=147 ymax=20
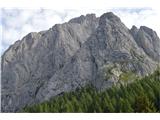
xmin=130 ymin=25 xmax=160 ymax=61
xmin=1 ymin=12 xmax=160 ymax=112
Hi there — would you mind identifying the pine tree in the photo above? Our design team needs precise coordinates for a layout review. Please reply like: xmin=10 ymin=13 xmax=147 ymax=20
xmin=134 ymin=94 xmax=156 ymax=112
xmin=120 ymin=99 xmax=134 ymax=112
xmin=107 ymin=101 xmax=115 ymax=113
xmin=39 ymin=104 xmax=44 ymax=112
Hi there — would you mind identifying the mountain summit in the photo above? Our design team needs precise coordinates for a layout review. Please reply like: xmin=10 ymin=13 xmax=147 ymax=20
xmin=1 ymin=12 xmax=160 ymax=112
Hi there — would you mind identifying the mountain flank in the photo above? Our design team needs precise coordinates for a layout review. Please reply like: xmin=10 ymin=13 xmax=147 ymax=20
xmin=1 ymin=12 xmax=160 ymax=112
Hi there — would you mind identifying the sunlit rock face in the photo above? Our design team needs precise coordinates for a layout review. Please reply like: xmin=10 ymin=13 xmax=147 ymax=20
xmin=1 ymin=12 xmax=159 ymax=112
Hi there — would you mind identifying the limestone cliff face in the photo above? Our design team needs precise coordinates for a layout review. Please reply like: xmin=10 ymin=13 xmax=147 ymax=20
xmin=130 ymin=25 xmax=160 ymax=61
xmin=1 ymin=12 xmax=159 ymax=112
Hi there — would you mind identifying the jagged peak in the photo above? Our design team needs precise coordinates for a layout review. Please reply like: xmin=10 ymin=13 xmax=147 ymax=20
xmin=69 ymin=13 xmax=97 ymax=24
xmin=130 ymin=25 xmax=139 ymax=39
xmin=139 ymin=26 xmax=160 ymax=41
xmin=99 ymin=12 xmax=121 ymax=25
xmin=131 ymin=25 xmax=138 ymax=31
xmin=21 ymin=32 xmax=38 ymax=40
xmin=86 ymin=13 xmax=96 ymax=18
xmin=131 ymin=25 xmax=153 ymax=32
xmin=140 ymin=26 xmax=155 ymax=35
xmin=140 ymin=26 xmax=152 ymax=30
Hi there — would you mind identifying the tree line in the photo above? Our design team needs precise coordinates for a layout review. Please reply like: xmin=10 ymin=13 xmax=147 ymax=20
xmin=22 ymin=69 xmax=160 ymax=113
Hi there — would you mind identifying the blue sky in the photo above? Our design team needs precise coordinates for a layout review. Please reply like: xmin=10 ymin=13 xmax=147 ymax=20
xmin=1 ymin=8 xmax=160 ymax=54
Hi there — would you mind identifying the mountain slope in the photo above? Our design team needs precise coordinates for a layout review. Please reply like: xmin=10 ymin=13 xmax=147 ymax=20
xmin=1 ymin=12 xmax=160 ymax=112
xmin=22 ymin=69 xmax=160 ymax=113
xmin=37 ymin=12 xmax=159 ymax=102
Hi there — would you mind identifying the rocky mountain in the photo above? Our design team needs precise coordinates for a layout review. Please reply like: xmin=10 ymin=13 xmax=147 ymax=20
xmin=1 ymin=12 xmax=160 ymax=112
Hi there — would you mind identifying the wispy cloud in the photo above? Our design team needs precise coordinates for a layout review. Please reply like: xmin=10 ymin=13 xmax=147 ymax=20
xmin=1 ymin=8 xmax=160 ymax=54
xmin=112 ymin=8 xmax=160 ymax=32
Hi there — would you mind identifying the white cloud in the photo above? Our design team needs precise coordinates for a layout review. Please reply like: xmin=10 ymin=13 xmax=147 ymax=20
xmin=113 ymin=8 xmax=160 ymax=36
xmin=1 ymin=8 xmax=160 ymax=55
xmin=1 ymin=9 xmax=65 ymax=54
xmin=0 ymin=0 xmax=159 ymax=9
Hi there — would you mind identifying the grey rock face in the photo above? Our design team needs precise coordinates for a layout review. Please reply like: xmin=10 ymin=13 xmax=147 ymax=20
xmin=130 ymin=26 xmax=160 ymax=61
xmin=1 ymin=14 xmax=99 ymax=112
xmin=1 ymin=12 xmax=160 ymax=112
